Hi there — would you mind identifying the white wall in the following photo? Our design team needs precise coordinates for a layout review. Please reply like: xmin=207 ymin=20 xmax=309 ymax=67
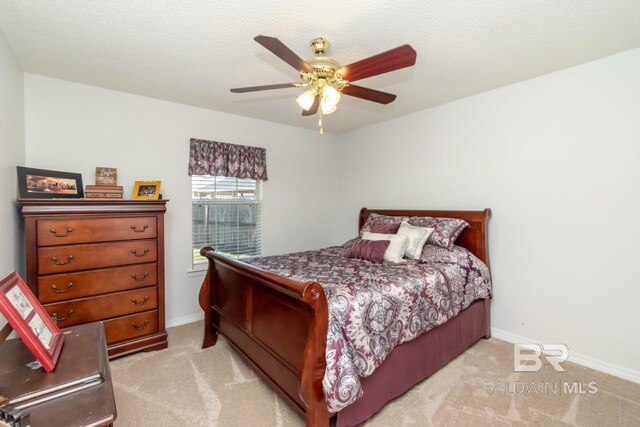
xmin=333 ymin=48 xmax=640 ymax=378
xmin=0 ymin=29 xmax=25 ymax=329
xmin=24 ymin=74 xmax=339 ymax=325
xmin=21 ymin=48 xmax=640 ymax=381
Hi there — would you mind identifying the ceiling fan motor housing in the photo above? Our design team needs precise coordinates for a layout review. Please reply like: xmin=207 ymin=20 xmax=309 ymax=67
xmin=310 ymin=37 xmax=329 ymax=54
xmin=302 ymin=39 xmax=344 ymax=86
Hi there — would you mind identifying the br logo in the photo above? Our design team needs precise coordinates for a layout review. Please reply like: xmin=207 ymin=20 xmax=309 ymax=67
xmin=513 ymin=344 xmax=569 ymax=372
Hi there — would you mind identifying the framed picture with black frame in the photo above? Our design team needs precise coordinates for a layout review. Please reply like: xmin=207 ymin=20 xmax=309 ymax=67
xmin=0 ymin=271 xmax=64 ymax=372
xmin=16 ymin=166 xmax=84 ymax=199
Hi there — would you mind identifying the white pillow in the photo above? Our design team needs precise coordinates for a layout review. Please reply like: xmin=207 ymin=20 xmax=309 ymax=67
xmin=362 ymin=232 xmax=409 ymax=263
xmin=397 ymin=221 xmax=434 ymax=260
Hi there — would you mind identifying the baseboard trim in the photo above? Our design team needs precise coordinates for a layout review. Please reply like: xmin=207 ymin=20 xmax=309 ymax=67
xmin=166 ymin=313 xmax=204 ymax=329
xmin=491 ymin=327 xmax=640 ymax=384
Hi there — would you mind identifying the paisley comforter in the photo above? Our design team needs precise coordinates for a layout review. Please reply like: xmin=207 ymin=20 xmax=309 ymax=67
xmin=244 ymin=242 xmax=492 ymax=412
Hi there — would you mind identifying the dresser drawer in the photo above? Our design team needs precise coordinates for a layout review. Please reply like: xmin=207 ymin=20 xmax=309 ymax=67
xmin=38 ymin=263 xmax=158 ymax=303
xmin=44 ymin=287 xmax=158 ymax=328
xmin=103 ymin=310 xmax=159 ymax=345
xmin=37 ymin=216 xmax=157 ymax=246
xmin=38 ymin=240 xmax=158 ymax=274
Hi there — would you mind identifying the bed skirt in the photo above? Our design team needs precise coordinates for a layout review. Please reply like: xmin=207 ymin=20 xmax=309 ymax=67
xmin=336 ymin=298 xmax=489 ymax=427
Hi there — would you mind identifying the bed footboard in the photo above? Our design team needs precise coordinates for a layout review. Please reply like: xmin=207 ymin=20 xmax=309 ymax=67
xmin=198 ymin=247 xmax=331 ymax=426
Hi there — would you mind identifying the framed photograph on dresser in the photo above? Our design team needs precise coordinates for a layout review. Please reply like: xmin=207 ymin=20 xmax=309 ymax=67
xmin=0 ymin=271 xmax=64 ymax=372
xmin=16 ymin=166 xmax=84 ymax=199
xmin=132 ymin=180 xmax=161 ymax=200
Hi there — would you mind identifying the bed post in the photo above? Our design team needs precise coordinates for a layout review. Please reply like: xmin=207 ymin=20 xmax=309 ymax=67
xmin=299 ymin=282 xmax=331 ymax=427
xmin=198 ymin=246 xmax=219 ymax=348
xmin=480 ymin=209 xmax=491 ymax=340
xmin=484 ymin=298 xmax=492 ymax=339
xmin=358 ymin=207 xmax=368 ymax=231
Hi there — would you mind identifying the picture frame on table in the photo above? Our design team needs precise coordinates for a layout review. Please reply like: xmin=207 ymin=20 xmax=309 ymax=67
xmin=16 ymin=166 xmax=84 ymax=199
xmin=132 ymin=180 xmax=161 ymax=200
xmin=0 ymin=271 xmax=64 ymax=372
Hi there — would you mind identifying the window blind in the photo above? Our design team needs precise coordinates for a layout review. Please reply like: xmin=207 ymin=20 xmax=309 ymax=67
xmin=192 ymin=176 xmax=262 ymax=267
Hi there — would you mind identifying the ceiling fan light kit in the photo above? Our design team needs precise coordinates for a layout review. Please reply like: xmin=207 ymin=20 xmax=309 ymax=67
xmin=296 ymin=89 xmax=316 ymax=111
xmin=231 ymin=35 xmax=417 ymax=133
xmin=320 ymin=84 xmax=340 ymax=113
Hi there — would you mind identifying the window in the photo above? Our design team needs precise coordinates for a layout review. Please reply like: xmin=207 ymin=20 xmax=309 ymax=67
xmin=191 ymin=176 xmax=262 ymax=268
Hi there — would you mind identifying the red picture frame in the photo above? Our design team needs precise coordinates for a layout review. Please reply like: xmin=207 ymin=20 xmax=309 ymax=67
xmin=0 ymin=271 xmax=64 ymax=372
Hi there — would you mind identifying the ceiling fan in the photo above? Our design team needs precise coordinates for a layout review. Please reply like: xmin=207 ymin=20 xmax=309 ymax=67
xmin=231 ymin=35 xmax=417 ymax=133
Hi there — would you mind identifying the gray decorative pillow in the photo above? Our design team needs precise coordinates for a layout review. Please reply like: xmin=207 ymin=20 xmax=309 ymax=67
xmin=408 ymin=216 xmax=469 ymax=250
xmin=397 ymin=221 xmax=434 ymax=259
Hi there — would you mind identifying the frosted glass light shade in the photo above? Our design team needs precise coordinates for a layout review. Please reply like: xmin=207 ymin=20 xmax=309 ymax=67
xmin=296 ymin=89 xmax=316 ymax=110
xmin=321 ymin=103 xmax=337 ymax=115
xmin=320 ymin=84 xmax=340 ymax=115
xmin=322 ymin=85 xmax=340 ymax=109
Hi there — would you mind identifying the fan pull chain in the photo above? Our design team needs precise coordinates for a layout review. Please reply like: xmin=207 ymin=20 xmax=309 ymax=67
xmin=319 ymin=110 xmax=324 ymax=134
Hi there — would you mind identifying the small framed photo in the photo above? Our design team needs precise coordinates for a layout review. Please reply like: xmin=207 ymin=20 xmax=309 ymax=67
xmin=0 ymin=271 xmax=64 ymax=372
xmin=132 ymin=180 xmax=161 ymax=200
xmin=17 ymin=166 xmax=84 ymax=199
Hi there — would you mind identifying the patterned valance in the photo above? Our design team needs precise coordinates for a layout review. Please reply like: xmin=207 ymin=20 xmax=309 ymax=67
xmin=188 ymin=138 xmax=268 ymax=180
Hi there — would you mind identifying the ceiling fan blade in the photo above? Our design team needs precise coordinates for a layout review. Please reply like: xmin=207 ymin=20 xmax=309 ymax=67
xmin=254 ymin=35 xmax=313 ymax=73
xmin=341 ymin=84 xmax=397 ymax=104
xmin=230 ymin=83 xmax=299 ymax=93
xmin=301 ymin=95 xmax=319 ymax=116
xmin=340 ymin=44 xmax=417 ymax=82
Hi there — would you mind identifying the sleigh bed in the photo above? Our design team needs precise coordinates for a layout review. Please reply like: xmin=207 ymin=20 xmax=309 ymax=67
xmin=199 ymin=208 xmax=492 ymax=426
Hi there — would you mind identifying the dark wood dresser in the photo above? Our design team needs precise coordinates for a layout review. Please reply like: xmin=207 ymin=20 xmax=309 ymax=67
xmin=18 ymin=199 xmax=168 ymax=359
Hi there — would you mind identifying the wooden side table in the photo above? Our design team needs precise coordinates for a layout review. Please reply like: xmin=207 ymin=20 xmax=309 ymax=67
xmin=0 ymin=322 xmax=116 ymax=426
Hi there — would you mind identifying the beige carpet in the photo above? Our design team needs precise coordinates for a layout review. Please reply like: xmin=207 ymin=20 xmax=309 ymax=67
xmin=110 ymin=322 xmax=640 ymax=426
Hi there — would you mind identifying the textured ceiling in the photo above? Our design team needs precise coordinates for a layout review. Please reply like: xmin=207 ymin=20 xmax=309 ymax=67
xmin=1 ymin=1 xmax=640 ymax=134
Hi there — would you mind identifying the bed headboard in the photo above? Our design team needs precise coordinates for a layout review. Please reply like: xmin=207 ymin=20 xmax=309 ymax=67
xmin=358 ymin=208 xmax=492 ymax=267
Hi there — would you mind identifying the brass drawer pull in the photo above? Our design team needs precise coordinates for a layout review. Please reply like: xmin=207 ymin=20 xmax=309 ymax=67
xmin=131 ymin=319 xmax=150 ymax=330
xmin=130 ymin=248 xmax=149 ymax=257
xmin=51 ymin=255 xmax=74 ymax=265
xmin=49 ymin=227 xmax=73 ymax=237
xmin=52 ymin=309 xmax=74 ymax=322
xmin=52 ymin=282 xmax=74 ymax=293
xmin=131 ymin=296 xmax=149 ymax=306
xmin=130 ymin=224 xmax=149 ymax=233
xmin=131 ymin=272 xmax=149 ymax=282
